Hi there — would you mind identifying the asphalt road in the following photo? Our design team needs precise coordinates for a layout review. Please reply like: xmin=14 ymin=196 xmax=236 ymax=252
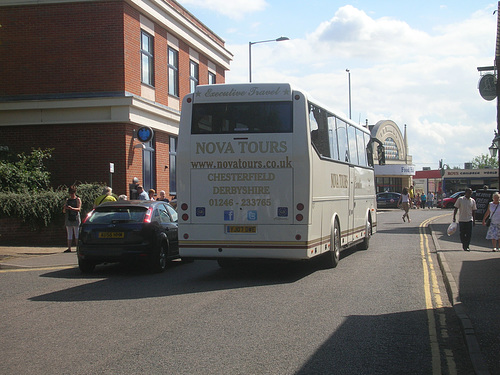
xmin=0 ymin=209 xmax=474 ymax=374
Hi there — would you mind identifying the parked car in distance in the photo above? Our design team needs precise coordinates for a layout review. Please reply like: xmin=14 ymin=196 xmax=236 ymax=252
xmin=441 ymin=191 xmax=465 ymax=209
xmin=77 ymin=200 xmax=180 ymax=273
xmin=376 ymin=192 xmax=402 ymax=208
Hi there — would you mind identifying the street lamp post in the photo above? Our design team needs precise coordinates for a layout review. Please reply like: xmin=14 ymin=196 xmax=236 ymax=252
xmin=346 ymin=69 xmax=351 ymax=120
xmin=249 ymin=36 xmax=289 ymax=82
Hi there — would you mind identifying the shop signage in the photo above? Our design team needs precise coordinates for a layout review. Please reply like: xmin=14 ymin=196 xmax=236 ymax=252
xmin=374 ymin=164 xmax=415 ymax=176
xmin=478 ymin=74 xmax=497 ymax=101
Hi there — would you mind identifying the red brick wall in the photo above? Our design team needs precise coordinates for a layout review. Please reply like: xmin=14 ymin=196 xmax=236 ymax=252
xmin=123 ymin=3 xmax=142 ymax=97
xmin=0 ymin=1 xmax=126 ymax=98
xmin=0 ymin=217 xmax=66 ymax=246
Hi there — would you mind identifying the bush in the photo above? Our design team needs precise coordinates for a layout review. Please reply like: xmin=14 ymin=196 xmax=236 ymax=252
xmin=0 ymin=148 xmax=53 ymax=192
xmin=0 ymin=183 xmax=106 ymax=229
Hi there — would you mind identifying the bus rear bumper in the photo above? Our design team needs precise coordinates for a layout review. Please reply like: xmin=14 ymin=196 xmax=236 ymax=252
xmin=179 ymin=245 xmax=319 ymax=260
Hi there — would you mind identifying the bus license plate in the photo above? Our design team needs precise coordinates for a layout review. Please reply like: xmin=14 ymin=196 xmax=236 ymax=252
xmin=225 ymin=225 xmax=257 ymax=234
xmin=98 ymin=232 xmax=125 ymax=239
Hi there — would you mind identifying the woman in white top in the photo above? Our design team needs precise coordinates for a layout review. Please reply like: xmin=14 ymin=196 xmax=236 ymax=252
xmin=482 ymin=192 xmax=500 ymax=251
xmin=398 ymin=187 xmax=411 ymax=223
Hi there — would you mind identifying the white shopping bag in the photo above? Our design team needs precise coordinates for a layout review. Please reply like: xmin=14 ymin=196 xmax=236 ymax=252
xmin=447 ymin=222 xmax=457 ymax=236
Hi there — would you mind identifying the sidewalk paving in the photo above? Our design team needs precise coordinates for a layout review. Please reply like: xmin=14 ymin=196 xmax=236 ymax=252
xmin=0 ymin=247 xmax=77 ymax=269
xmin=430 ymin=213 xmax=499 ymax=375
xmin=0 ymin=213 xmax=499 ymax=374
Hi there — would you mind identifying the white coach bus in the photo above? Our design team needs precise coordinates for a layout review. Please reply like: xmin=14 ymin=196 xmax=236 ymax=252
xmin=177 ymin=83 xmax=377 ymax=268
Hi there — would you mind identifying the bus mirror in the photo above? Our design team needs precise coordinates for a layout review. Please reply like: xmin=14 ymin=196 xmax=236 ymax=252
xmin=377 ymin=145 xmax=385 ymax=165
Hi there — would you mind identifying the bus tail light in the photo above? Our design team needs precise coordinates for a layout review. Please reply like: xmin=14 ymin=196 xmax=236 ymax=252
xmin=182 ymin=213 xmax=189 ymax=221
xmin=296 ymin=203 xmax=304 ymax=211
xmin=181 ymin=203 xmax=188 ymax=211
xmin=183 ymin=233 xmax=189 ymax=239
xmin=295 ymin=234 xmax=301 ymax=240
xmin=296 ymin=214 xmax=303 ymax=221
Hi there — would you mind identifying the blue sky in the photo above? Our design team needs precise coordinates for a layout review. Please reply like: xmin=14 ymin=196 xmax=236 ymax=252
xmin=177 ymin=0 xmax=498 ymax=170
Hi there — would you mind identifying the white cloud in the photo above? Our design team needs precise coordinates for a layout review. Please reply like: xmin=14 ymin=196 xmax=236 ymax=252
xmin=226 ymin=5 xmax=497 ymax=169
xmin=179 ymin=0 xmax=268 ymax=19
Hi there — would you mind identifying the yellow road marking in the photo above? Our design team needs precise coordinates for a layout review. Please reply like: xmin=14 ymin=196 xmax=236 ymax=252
xmin=419 ymin=214 xmax=456 ymax=375
xmin=0 ymin=265 xmax=75 ymax=273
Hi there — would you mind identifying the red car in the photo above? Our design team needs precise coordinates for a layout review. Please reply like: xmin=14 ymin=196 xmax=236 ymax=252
xmin=441 ymin=191 xmax=465 ymax=209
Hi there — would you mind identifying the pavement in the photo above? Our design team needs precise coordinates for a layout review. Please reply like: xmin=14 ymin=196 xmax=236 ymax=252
xmin=0 ymin=213 xmax=498 ymax=374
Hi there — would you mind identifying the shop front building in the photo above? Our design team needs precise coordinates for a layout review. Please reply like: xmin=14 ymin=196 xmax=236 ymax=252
xmin=370 ymin=120 xmax=414 ymax=193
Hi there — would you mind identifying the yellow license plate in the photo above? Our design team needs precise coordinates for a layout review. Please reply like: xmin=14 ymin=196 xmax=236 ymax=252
xmin=98 ymin=232 xmax=125 ymax=239
xmin=225 ymin=226 xmax=257 ymax=234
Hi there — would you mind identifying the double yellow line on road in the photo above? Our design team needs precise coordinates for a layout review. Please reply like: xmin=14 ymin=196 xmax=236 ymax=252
xmin=419 ymin=214 xmax=456 ymax=375
xmin=0 ymin=265 xmax=75 ymax=273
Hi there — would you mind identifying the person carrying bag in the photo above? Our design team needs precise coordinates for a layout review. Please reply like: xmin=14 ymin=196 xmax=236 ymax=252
xmin=482 ymin=192 xmax=500 ymax=251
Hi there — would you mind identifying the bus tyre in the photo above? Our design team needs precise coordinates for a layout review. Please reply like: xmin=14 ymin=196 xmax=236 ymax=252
xmin=325 ymin=221 xmax=340 ymax=268
xmin=357 ymin=219 xmax=371 ymax=250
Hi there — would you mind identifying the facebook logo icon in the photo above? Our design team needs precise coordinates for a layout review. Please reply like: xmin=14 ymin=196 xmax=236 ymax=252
xmin=224 ymin=210 xmax=234 ymax=221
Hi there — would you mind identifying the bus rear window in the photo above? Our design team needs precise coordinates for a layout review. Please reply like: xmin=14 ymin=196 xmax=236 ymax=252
xmin=191 ymin=102 xmax=292 ymax=134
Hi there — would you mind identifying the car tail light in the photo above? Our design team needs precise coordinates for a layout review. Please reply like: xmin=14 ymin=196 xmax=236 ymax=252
xmin=143 ymin=207 xmax=153 ymax=223
xmin=82 ymin=210 xmax=94 ymax=224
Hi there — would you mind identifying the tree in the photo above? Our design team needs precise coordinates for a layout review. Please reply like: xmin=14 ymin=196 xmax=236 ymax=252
xmin=0 ymin=148 xmax=53 ymax=192
xmin=470 ymin=153 xmax=499 ymax=169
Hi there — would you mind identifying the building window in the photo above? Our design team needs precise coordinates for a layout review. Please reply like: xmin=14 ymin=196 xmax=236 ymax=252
xmin=169 ymin=137 xmax=177 ymax=196
xmin=141 ymin=31 xmax=154 ymax=86
xmin=384 ymin=137 xmax=399 ymax=160
xmin=168 ymin=47 xmax=179 ymax=96
xmin=190 ymin=60 xmax=199 ymax=93
xmin=208 ymin=71 xmax=216 ymax=85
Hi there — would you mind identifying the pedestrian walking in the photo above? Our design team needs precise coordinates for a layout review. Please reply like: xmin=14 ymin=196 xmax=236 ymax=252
xmin=428 ymin=192 xmax=434 ymax=209
xmin=397 ymin=187 xmax=411 ymax=223
xmin=453 ymin=188 xmax=477 ymax=252
xmin=421 ymin=193 xmax=426 ymax=210
xmin=63 ymin=185 xmax=81 ymax=253
xmin=482 ymin=192 xmax=500 ymax=251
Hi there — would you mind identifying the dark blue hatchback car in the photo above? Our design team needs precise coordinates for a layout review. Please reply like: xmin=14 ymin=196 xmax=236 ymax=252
xmin=77 ymin=200 xmax=179 ymax=273
xmin=376 ymin=192 xmax=401 ymax=208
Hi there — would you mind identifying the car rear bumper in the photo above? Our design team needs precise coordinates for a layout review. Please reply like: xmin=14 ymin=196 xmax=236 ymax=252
xmin=77 ymin=243 xmax=155 ymax=263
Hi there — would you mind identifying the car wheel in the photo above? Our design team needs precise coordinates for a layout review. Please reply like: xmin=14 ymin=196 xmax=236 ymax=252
xmin=324 ymin=220 xmax=340 ymax=268
xmin=149 ymin=242 xmax=167 ymax=273
xmin=78 ymin=258 xmax=95 ymax=273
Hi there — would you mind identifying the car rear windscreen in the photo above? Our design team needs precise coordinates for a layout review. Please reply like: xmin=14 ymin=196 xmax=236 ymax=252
xmin=88 ymin=207 xmax=147 ymax=224
xmin=191 ymin=101 xmax=293 ymax=134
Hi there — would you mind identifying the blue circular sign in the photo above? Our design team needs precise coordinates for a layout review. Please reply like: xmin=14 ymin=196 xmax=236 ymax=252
xmin=137 ymin=126 xmax=154 ymax=143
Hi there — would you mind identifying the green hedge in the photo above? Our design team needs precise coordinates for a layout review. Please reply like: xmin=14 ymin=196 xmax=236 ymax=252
xmin=0 ymin=183 xmax=106 ymax=229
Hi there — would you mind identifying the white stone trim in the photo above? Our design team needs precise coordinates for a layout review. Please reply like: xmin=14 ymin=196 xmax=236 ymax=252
xmin=0 ymin=96 xmax=180 ymax=135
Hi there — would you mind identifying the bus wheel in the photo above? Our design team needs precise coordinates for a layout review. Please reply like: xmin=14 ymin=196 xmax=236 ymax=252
xmin=324 ymin=221 xmax=340 ymax=268
xmin=357 ymin=218 xmax=371 ymax=250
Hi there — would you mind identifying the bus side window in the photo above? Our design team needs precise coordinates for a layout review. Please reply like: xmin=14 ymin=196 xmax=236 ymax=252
xmin=309 ymin=104 xmax=331 ymax=158
xmin=356 ymin=129 xmax=368 ymax=167
xmin=347 ymin=125 xmax=358 ymax=165
xmin=328 ymin=116 xmax=339 ymax=161
xmin=336 ymin=120 xmax=349 ymax=163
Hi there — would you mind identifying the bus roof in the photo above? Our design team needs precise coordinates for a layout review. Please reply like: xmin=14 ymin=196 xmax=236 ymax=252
xmin=191 ymin=82 xmax=369 ymax=134
xmin=192 ymin=83 xmax=293 ymax=103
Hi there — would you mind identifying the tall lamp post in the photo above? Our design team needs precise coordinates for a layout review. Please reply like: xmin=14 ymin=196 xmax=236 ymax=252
xmin=249 ymin=36 xmax=289 ymax=82
xmin=346 ymin=69 xmax=351 ymax=120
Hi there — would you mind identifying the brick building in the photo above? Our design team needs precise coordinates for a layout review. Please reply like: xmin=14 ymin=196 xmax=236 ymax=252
xmin=0 ymin=0 xmax=233 ymax=198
